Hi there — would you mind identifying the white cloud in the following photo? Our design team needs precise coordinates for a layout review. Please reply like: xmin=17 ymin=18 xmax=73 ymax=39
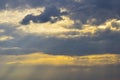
xmin=0 ymin=47 xmax=21 ymax=50
xmin=0 ymin=29 xmax=5 ymax=33
xmin=0 ymin=7 xmax=44 ymax=24
xmin=0 ymin=36 xmax=14 ymax=41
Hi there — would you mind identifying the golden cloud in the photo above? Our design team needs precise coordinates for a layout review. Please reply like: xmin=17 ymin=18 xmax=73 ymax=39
xmin=1 ymin=52 xmax=119 ymax=66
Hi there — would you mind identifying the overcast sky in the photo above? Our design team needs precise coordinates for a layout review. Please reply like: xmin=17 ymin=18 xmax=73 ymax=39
xmin=0 ymin=0 xmax=120 ymax=55
xmin=0 ymin=0 xmax=120 ymax=80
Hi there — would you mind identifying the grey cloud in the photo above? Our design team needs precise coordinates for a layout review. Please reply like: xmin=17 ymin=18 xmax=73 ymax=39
xmin=69 ymin=0 xmax=120 ymax=25
xmin=0 ymin=23 xmax=120 ymax=55
xmin=5 ymin=32 xmax=120 ymax=55
xmin=0 ymin=24 xmax=17 ymax=36
xmin=0 ymin=24 xmax=23 ymax=52
xmin=0 ymin=0 xmax=27 ymax=10
xmin=2 ymin=0 xmax=119 ymax=26
xmin=0 ymin=0 xmax=74 ymax=10
xmin=21 ymin=6 xmax=66 ymax=25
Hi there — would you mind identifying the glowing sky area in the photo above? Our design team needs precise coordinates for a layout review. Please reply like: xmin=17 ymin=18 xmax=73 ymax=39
xmin=0 ymin=0 xmax=120 ymax=80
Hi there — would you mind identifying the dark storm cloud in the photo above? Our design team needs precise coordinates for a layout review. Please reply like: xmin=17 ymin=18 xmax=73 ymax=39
xmin=21 ymin=6 xmax=67 ymax=25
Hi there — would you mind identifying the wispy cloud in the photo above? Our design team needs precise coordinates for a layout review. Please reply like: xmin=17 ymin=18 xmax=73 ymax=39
xmin=0 ymin=36 xmax=13 ymax=41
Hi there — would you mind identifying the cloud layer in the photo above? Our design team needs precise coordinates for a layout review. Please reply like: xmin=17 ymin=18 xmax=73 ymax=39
xmin=0 ymin=53 xmax=119 ymax=66
xmin=0 ymin=0 xmax=120 ymax=55
xmin=0 ymin=1 xmax=120 ymax=80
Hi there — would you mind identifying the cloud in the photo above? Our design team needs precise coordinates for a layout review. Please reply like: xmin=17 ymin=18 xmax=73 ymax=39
xmin=1 ymin=0 xmax=120 ymax=25
xmin=0 ymin=1 xmax=120 ymax=80
xmin=0 ymin=0 xmax=26 ymax=10
xmin=16 ymin=18 xmax=120 ymax=55
xmin=0 ymin=0 xmax=74 ymax=11
xmin=0 ymin=52 xmax=119 ymax=66
xmin=19 ymin=16 xmax=75 ymax=38
xmin=0 ymin=1 xmax=120 ymax=55
xmin=69 ymin=0 xmax=120 ymax=25
xmin=20 ymin=6 xmax=67 ymax=25
xmin=1 ymin=53 xmax=120 ymax=80
xmin=0 ymin=7 xmax=120 ymax=55
xmin=19 ymin=18 xmax=120 ymax=38
xmin=0 ymin=7 xmax=44 ymax=24
xmin=0 ymin=36 xmax=13 ymax=41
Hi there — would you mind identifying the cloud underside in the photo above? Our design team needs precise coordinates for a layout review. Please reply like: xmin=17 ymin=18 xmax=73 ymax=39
xmin=0 ymin=53 xmax=120 ymax=66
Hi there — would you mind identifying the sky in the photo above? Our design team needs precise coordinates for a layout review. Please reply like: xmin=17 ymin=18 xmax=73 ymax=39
xmin=0 ymin=0 xmax=120 ymax=80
